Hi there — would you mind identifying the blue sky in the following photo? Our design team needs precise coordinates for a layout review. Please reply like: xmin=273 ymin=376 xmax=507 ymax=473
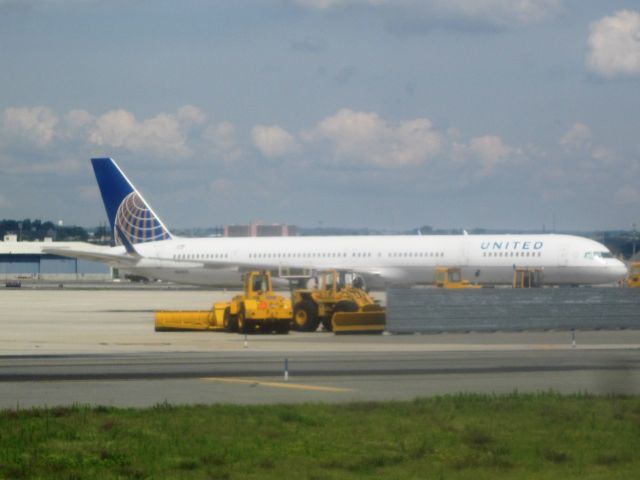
xmin=0 ymin=0 xmax=639 ymax=231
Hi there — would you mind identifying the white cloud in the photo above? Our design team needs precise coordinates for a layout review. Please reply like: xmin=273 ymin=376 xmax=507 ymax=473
xmin=560 ymin=123 xmax=616 ymax=163
xmin=304 ymin=108 xmax=442 ymax=168
xmin=560 ymin=122 xmax=591 ymax=151
xmin=0 ymin=104 xmax=236 ymax=165
xmin=88 ymin=108 xmax=192 ymax=158
xmin=89 ymin=110 xmax=137 ymax=148
xmin=590 ymin=146 xmax=615 ymax=164
xmin=204 ymin=121 xmax=242 ymax=162
xmin=1 ymin=106 xmax=58 ymax=147
xmin=452 ymin=134 xmax=519 ymax=174
xmin=251 ymin=125 xmax=298 ymax=158
xmin=129 ymin=114 xmax=189 ymax=157
xmin=64 ymin=109 xmax=94 ymax=129
xmin=587 ymin=10 xmax=640 ymax=79
xmin=176 ymin=105 xmax=207 ymax=126
xmin=0 ymin=104 xmax=526 ymax=181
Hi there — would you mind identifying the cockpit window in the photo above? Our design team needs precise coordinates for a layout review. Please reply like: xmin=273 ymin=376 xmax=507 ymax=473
xmin=584 ymin=251 xmax=614 ymax=259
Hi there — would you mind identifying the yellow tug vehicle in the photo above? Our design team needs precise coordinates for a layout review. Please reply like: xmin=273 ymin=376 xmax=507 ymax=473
xmin=627 ymin=262 xmax=640 ymax=288
xmin=155 ymin=271 xmax=292 ymax=334
xmin=292 ymin=270 xmax=386 ymax=334
xmin=434 ymin=267 xmax=481 ymax=289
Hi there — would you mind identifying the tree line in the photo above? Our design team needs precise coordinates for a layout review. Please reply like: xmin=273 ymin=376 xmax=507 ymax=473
xmin=0 ymin=219 xmax=111 ymax=243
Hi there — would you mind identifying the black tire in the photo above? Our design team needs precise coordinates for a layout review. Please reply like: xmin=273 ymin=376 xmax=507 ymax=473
xmin=237 ymin=307 xmax=252 ymax=334
xmin=293 ymin=300 xmax=320 ymax=332
xmin=223 ymin=307 xmax=237 ymax=333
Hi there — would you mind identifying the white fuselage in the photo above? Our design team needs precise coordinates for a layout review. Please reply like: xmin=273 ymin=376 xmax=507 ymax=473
xmin=119 ymin=233 xmax=627 ymax=288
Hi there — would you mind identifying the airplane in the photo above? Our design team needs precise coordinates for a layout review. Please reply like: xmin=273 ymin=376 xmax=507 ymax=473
xmin=45 ymin=157 xmax=628 ymax=288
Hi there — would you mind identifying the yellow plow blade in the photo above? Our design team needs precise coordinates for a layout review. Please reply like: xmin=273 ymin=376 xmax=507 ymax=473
xmin=154 ymin=310 xmax=223 ymax=332
xmin=332 ymin=310 xmax=386 ymax=334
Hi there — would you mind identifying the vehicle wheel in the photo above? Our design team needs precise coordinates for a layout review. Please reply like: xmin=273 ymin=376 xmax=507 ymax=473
xmin=237 ymin=307 xmax=249 ymax=334
xmin=293 ymin=300 xmax=319 ymax=332
xmin=223 ymin=307 xmax=237 ymax=333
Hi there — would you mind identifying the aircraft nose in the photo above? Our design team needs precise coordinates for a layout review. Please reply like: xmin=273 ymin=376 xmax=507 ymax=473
xmin=611 ymin=260 xmax=628 ymax=280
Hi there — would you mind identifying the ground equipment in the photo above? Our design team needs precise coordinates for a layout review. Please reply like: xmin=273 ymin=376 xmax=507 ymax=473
xmin=154 ymin=305 xmax=226 ymax=332
xmin=512 ymin=268 xmax=544 ymax=288
xmin=291 ymin=270 xmax=385 ymax=333
xmin=434 ymin=267 xmax=481 ymax=289
xmin=627 ymin=262 xmax=640 ymax=288
xmin=154 ymin=271 xmax=292 ymax=334
xmin=224 ymin=270 xmax=292 ymax=334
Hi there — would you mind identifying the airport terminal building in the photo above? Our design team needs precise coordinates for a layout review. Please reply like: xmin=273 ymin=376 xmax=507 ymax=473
xmin=0 ymin=234 xmax=110 ymax=282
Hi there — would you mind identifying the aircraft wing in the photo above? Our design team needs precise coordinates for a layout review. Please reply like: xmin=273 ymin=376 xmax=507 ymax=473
xmin=200 ymin=259 xmax=397 ymax=280
xmin=201 ymin=259 xmax=267 ymax=271
xmin=42 ymin=246 xmax=139 ymax=266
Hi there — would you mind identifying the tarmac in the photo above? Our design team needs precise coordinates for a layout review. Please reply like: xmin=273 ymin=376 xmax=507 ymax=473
xmin=1 ymin=285 xmax=639 ymax=408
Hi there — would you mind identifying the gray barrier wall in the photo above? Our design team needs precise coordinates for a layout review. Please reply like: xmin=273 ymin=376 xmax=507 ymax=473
xmin=386 ymin=287 xmax=640 ymax=333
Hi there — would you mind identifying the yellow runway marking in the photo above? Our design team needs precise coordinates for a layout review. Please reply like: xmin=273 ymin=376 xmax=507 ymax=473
xmin=202 ymin=377 xmax=353 ymax=393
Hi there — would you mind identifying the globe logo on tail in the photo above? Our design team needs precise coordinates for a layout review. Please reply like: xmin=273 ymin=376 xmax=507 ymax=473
xmin=114 ymin=192 xmax=171 ymax=245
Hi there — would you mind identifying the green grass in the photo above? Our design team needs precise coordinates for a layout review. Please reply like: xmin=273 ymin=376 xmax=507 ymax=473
xmin=1 ymin=393 xmax=639 ymax=479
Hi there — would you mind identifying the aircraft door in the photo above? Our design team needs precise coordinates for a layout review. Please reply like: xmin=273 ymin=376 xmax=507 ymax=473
xmin=558 ymin=244 xmax=569 ymax=267
xmin=461 ymin=239 xmax=470 ymax=266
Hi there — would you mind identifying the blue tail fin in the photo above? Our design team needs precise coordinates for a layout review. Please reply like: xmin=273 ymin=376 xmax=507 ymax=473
xmin=91 ymin=158 xmax=172 ymax=246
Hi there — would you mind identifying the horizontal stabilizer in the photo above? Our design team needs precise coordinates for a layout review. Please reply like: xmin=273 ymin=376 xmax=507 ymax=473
xmin=43 ymin=246 xmax=139 ymax=266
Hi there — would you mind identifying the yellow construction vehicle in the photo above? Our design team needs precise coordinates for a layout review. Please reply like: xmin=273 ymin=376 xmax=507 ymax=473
xmin=292 ymin=270 xmax=385 ymax=333
xmin=224 ymin=270 xmax=292 ymax=334
xmin=155 ymin=271 xmax=292 ymax=334
xmin=513 ymin=268 xmax=544 ymax=288
xmin=434 ymin=267 xmax=481 ymax=289
xmin=626 ymin=262 xmax=640 ymax=288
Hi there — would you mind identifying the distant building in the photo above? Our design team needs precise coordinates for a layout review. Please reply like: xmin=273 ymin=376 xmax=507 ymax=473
xmin=224 ymin=223 xmax=297 ymax=237
xmin=0 ymin=238 xmax=110 ymax=281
